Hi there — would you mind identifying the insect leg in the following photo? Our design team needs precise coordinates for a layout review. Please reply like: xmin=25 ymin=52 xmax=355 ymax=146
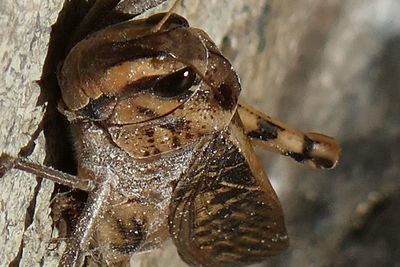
xmin=238 ymin=101 xmax=340 ymax=169
xmin=59 ymin=183 xmax=111 ymax=267
xmin=0 ymin=153 xmax=95 ymax=192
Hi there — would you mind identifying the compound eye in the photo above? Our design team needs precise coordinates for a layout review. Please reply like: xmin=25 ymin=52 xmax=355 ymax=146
xmin=153 ymin=67 xmax=197 ymax=98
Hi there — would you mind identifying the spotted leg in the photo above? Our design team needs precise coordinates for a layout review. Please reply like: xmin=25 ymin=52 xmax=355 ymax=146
xmin=238 ymin=101 xmax=341 ymax=169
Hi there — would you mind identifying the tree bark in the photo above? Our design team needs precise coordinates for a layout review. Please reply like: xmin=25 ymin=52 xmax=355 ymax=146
xmin=1 ymin=0 xmax=399 ymax=266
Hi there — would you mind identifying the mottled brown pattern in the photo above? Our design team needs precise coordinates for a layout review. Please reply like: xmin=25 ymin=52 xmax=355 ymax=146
xmin=247 ymin=119 xmax=283 ymax=140
xmin=90 ymin=201 xmax=148 ymax=264
xmin=169 ymin=116 xmax=288 ymax=267
xmin=0 ymin=2 xmax=341 ymax=266
xmin=238 ymin=102 xmax=340 ymax=169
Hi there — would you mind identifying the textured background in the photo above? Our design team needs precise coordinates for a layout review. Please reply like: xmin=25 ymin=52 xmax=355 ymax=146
xmin=0 ymin=0 xmax=399 ymax=266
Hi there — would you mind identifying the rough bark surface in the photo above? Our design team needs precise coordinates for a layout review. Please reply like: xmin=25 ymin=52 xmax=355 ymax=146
xmin=1 ymin=0 xmax=399 ymax=267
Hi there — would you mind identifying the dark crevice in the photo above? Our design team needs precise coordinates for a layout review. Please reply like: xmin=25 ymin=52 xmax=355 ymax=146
xmin=17 ymin=115 xmax=45 ymax=159
xmin=39 ymin=0 xmax=87 ymax=244
xmin=35 ymin=0 xmax=172 ymax=261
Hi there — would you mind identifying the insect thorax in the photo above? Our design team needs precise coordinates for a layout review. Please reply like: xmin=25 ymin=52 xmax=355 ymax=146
xmin=70 ymin=119 xmax=199 ymax=262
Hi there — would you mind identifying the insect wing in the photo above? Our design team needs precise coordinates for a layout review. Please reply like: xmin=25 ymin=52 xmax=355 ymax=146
xmin=169 ymin=114 xmax=289 ymax=267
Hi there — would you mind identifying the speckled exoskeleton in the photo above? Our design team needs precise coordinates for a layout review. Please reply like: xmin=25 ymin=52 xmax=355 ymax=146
xmin=0 ymin=0 xmax=341 ymax=266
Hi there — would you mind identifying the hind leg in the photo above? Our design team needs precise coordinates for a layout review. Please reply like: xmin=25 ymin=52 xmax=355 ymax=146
xmin=238 ymin=101 xmax=341 ymax=169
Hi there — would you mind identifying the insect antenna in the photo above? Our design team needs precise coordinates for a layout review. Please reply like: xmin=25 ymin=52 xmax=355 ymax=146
xmin=152 ymin=0 xmax=181 ymax=32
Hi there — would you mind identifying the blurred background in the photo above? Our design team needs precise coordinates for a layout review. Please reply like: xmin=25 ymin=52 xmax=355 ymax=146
xmin=136 ymin=1 xmax=400 ymax=266
xmin=0 ymin=0 xmax=399 ymax=266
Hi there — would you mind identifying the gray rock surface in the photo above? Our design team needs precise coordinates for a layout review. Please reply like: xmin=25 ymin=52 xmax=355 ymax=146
xmin=0 ymin=0 xmax=399 ymax=266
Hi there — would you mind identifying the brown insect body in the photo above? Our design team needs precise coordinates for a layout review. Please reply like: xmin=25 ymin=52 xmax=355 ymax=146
xmin=0 ymin=4 xmax=341 ymax=267
xmin=59 ymin=14 xmax=238 ymax=158
xmin=70 ymin=119 xmax=197 ymax=263
xmin=58 ymin=13 xmax=253 ymax=265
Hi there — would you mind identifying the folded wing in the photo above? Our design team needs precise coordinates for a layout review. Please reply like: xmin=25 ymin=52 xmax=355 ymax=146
xmin=169 ymin=114 xmax=289 ymax=267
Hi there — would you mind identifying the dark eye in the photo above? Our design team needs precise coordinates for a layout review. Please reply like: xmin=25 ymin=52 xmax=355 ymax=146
xmin=152 ymin=67 xmax=197 ymax=98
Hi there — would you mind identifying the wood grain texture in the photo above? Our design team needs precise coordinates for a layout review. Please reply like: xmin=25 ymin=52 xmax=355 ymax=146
xmin=1 ymin=0 xmax=399 ymax=266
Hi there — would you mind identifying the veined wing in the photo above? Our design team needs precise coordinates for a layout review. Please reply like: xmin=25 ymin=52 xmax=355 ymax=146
xmin=169 ymin=113 xmax=288 ymax=267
